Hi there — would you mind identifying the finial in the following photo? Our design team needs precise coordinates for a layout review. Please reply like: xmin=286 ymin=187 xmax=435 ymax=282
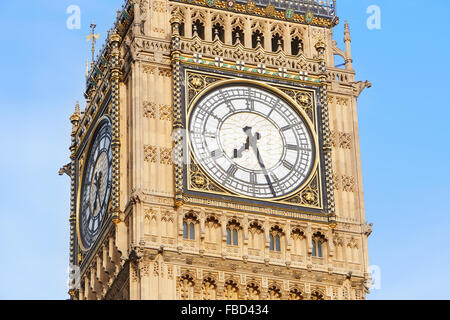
xmin=70 ymin=101 xmax=81 ymax=126
xmin=193 ymin=25 xmax=198 ymax=37
xmin=86 ymin=21 xmax=100 ymax=68
xmin=277 ymin=39 xmax=283 ymax=51
xmin=235 ymin=33 xmax=241 ymax=45
xmin=213 ymin=28 xmax=219 ymax=41
xmin=344 ymin=20 xmax=353 ymax=70
xmin=256 ymin=35 xmax=262 ymax=47
xmin=344 ymin=20 xmax=351 ymax=42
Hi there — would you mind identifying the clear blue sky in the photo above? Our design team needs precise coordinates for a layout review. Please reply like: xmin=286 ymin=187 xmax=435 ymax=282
xmin=0 ymin=0 xmax=448 ymax=300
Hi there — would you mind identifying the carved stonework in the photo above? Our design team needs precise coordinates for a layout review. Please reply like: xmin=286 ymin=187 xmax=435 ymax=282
xmin=144 ymin=145 xmax=173 ymax=165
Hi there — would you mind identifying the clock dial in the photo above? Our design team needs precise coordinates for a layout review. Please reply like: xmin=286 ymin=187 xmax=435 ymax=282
xmin=79 ymin=120 xmax=113 ymax=250
xmin=189 ymin=85 xmax=315 ymax=199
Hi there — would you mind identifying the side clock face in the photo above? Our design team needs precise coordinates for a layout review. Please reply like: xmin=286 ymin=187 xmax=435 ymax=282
xmin=79 ymin=120 xmax=113 ymax=250
xmin=189 ymin=84 xmax=316 ymax=199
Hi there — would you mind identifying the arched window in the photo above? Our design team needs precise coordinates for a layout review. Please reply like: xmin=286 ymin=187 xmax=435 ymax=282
xmin=275 ymin=235 xmax=281 ymax=252
xmin=183 ymin=212 xmax=198 ymax=240
xmin=252 ymin=30 xmax=264 ymax=48
xmin=212 ymin=23 xmax=224 ymax=42
xmin=183 ymin=222 xmax=188 ymax=239
xmin=179 ymin=22 xmax=185 ymax=37
xmin=226 ymin=220 xmax=241 ymax=246
xmin=271 ymin=33 xmax=283 ymax=52
xmin=192 ymin=19 xmax=205 ymax=39
xmin=189 ymin=222 xmax=195 ymax=240
xmin=317 ymin=240 xmax=322 ymax=257
xmin=232 ymin=27 xmax=244 ymax=45
xmin=291 ymin=36 xmax=303 ymax=55
xmin=312 ymin=232 xmax=327 ymax=258
xmin=224 ymin=280 xmax=239 ymax=300
xmin=270 ymin=226 xmax=283 ymax=252
xmin=232 ymin=229 xmax=238 ymax=246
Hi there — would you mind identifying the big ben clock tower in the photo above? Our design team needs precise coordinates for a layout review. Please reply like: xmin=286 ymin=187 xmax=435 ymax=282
xmin=64 ymin=0 xmax=372 ymax=300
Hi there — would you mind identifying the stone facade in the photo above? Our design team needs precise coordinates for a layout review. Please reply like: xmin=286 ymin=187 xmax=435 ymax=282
xmin=66 ymin=0 xmax=372 ymax=300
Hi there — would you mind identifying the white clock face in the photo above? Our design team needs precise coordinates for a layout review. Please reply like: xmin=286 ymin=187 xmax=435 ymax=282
xmin=189 ymin=84 xmax=315 ymax=199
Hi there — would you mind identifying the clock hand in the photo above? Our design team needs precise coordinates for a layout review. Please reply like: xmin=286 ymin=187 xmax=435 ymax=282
xmin=93 ymin=171 xmax=102 ymax=212
xmin=235 ymin=127 xmax=277 ymax=197
xmin=251 ymin=144 xmax=277 ymax=198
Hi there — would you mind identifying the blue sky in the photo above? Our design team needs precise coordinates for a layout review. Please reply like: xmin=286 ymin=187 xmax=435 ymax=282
xmin=0 ymin=0 xmax=449 ymax=300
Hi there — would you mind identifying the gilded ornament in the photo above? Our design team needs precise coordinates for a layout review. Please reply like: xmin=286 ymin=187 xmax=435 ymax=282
xmin=265 ymin=5 xmax=276 ymax=17
xmin=194 ymin=175 xmax=206 ymax=187
xmin=299 ymin=94 xmax=310 ymax=106
xmin=304 ymin=192 xmax=316 ymax=203
xmin=246 ymin=1 xmax=256 ymax=13
xmin=191 ymin=77 xmax=203 ymax=88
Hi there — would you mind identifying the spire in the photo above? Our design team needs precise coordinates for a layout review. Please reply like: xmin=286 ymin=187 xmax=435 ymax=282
xmin=86 ymin=21 xmax=100 ymax=69
xmin=70 ymin=101 xmax=81 ymax=127
xmin=344 ymin=20 xmax=353 ymax=70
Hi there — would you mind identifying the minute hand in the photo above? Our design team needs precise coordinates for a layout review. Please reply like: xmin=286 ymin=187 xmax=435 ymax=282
xmin=246 ymin=130 xmax=277 ymax=197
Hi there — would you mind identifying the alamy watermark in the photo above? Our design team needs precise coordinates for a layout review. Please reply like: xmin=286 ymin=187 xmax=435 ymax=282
xmin=367 ymin=5 xmax=381 ymax=30
xmin=66 ymin=5 xmax=81 ymax=30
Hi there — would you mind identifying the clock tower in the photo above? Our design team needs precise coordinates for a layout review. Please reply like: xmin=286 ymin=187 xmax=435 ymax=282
xmin=64 ymin=0 xmax=372 ymax=300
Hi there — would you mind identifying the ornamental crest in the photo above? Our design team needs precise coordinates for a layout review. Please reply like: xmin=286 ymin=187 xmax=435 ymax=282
xmin=265 ymin=5 xmax=276 ymax=17
xmin=246 ymin=1 xmax=256 ymax=13
xmin=305 ymin=10 xmax=314 ymax=24
xmin=285 ymin=8 xmax=294 ymax=20
xmin=226 ymin=0 xmax=236 ymax=9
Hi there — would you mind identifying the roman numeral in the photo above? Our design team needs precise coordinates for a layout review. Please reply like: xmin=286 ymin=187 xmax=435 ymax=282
xmin=246 ymin=98 xmax=255 ymax=111
xmin=281 ymin=123 xmax=301 ymax=132
xmin=211 ymin=149 xmax=223 ymax=160
xmin=250 ymin=172 xmax=257 ymax=185
xmin=282 ymin=160 xmax=295 ymax=170
xmin=286 ymin=144 xmax=300 ymax=151
xmin=226 ymin=165 xmax=238 ymax=177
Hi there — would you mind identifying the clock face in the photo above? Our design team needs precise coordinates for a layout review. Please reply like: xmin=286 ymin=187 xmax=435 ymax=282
xmin=189 ymin=84 xmax=316 ymax=199
xmin=79 ymin=120 xmax=113 ymax=250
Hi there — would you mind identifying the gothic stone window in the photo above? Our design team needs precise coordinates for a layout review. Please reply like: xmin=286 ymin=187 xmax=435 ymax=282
xmin=289 ymin=288 xmax=304 ymax=300
xmin=224 ymin=280 xmax=239 ymax=300
xmin=311 ymin=290 xmax=325 ymax=300
xmin=232 ymin=26 xmax=244 ymax=45
xmin=226 ymin=219 xmax=241 ymax=246
xmin=291 ymin=36 xmax=304 ymax=55
xmin=202 ymin=277 xmax=217 ymax=300
xmin=270 ymin=226 xmax=284 ymax=252
xmin=212 ymin=23 xmax=224 ymax=42
xmin=268 ymin=285 xmax=282 ymax=300
xmin=252 ymin=30 xmax=264 ymax=49
xmin=193 ymin=19 xmax=205 ymax=40
xmin=271 ymin=33 xmax=284 ymax=52
xmin=312 ymin=232 xmax=327 ymax=258
xmin=179 ymin=274 xmax=195 ymax=300
xmin=246 ymin=282 xmax=261 ymax=300
xmin=183 ymin=212 xmax=198 ymax=240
